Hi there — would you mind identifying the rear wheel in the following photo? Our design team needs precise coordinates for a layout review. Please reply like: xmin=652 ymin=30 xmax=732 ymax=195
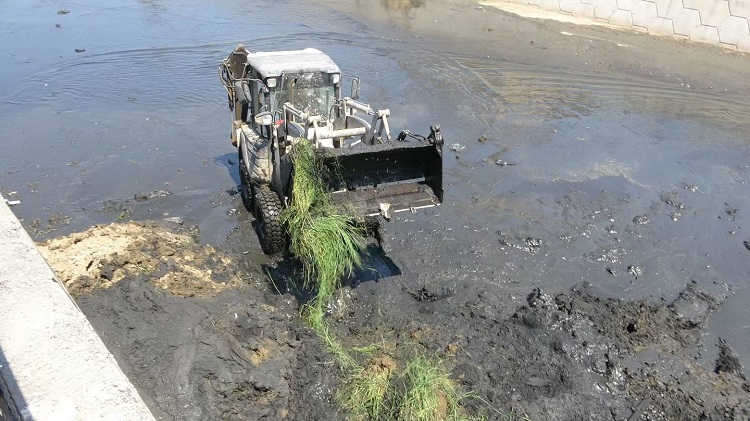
xmin=253 ymin=184 xmax=286 ymax=255
xmin=238 ymin=149 xmax=253 ymax=211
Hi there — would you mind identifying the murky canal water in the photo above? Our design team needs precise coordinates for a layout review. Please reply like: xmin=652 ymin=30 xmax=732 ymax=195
xmin=2 ymin=0 xmax=750 ymax=381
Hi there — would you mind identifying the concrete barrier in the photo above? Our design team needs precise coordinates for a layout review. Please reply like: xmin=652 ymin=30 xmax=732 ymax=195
xmin=484 ymin=0 xmax=750 ymax=51
xmin=0 ymin=195 xmax=155 ymax=421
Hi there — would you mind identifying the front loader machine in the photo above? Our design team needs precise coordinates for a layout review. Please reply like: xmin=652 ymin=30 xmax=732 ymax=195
xmin=219 ymin=44 xmax=444 ymax=254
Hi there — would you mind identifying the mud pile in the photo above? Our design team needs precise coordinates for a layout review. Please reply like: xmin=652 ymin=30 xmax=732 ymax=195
xmin=38 ymin=221 xmax=343 ymax=420
xmin=38 ymin=221 xmax=238 ymax=297
xmin=335 ymin=280 xmax=750 ymax=420
xmin=38 ymin=221 xmax=750 ymax=420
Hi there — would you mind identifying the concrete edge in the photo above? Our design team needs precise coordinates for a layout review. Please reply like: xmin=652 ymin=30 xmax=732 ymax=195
xmin=481 ymin=0 xmax=750 ymax=53
xmin=0 ymin=194 xmax=155 ymax=421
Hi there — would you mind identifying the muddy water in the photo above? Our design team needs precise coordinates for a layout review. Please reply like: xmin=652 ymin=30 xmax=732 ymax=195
xmin=2 ymin=0 xmax=750 ymax=385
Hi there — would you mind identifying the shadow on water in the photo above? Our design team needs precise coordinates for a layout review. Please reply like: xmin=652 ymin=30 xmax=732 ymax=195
xmin=0 ymin=347 xmax=28 ymax=421
xmin=263 ymin=243 xmax=401 ymax=305
xmin=213 ymin=152 xmax=240 ymax=186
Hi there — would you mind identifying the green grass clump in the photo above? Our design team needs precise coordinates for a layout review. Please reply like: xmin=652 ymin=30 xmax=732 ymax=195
xmin=340 ymin=353 xmax=476 ymax=421
xmin=398 ymin=356 xmax=467 ymax=421
xmin=340 ymin=356 xmax=397 ymax=420
xmin=281 ymin=139 xmax=365 ymax=306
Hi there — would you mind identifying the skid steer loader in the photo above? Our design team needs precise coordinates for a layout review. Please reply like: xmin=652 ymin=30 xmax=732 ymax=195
xmin=219 ymin=44 xmax=444 ymax=254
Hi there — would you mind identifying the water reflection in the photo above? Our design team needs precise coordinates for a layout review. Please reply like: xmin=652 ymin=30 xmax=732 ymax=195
xmin=451 ymin=54 xmax=750 ymax=129
xmin=137 ymin=0 xmax=166 ymax=24
xmin=380 ymin=0 xmax=426 ymax=12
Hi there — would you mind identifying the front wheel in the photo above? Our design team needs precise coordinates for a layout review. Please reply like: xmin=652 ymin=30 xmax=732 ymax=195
xmin=253 ymin=184 xmax=286 ymax=255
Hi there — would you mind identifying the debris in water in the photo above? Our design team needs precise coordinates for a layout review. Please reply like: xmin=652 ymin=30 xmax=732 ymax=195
xmin=633 ymin=215 xmax=649 ymax=225
xmin=525 ymin=237 xmax=542 ymax=248
xmin=627 ymin=265 xmax=642 ymax=277
xmin=660 ymin=191 xmax=685 ymax=209
xmin=163 ymin=217 xmax=184 ymax=225
xmin=477 ymin=135 xmax=487 ymax=143
xmin=725 ymin=203 xmax=738 ymax=221
xmin=744 ymin=240 xmax=750 ymax=251
xmin=5 ymin=199 xmax=21 ymax=206
xmin=405 ymin=285 xmax=452 ymax=302
xmin=495 ymin=160 xmax=517 ymax=166
xmin=57 ymin=9 xmax=70 ymax=14
xmin=587 ymin=247 xmax=626 ymax=263
xmin=449 ymin=143 xmax=465 ymax=152
xmin=55 ymin=24 xmax=62 ymax=28
xmin=670 ymin=212 xmax=682 ymax=222
xmin=498 ymin=232 xmax=543 ymax=254
xmin=74 ymin=48 xmax=86 ymax=53
xmin=134 ymin=190 xmax=171 ymax=202
xmin=682 ymin=183 xmax=699 ymax=192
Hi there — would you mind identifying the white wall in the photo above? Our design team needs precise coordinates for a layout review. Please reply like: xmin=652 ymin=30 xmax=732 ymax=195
xmin=495 ymin=0 xmax=750 ymax=51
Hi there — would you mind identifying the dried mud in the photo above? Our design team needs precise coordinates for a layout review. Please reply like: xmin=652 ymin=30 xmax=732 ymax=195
xmin=38 ymin=221 xmax=238 ymax=297
xmin=39 ymin=222 xmax=750 ymax=420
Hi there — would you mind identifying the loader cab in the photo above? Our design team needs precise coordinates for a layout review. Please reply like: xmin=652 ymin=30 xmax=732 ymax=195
xmin=245 ymin=48 xmax=342 ymax=133
xmin=270 ymin=72 xmax=339 ymax=122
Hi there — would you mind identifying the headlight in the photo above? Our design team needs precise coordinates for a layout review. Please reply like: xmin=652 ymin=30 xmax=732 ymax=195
xmin=266 ymin=78 xmax=277 ymax=88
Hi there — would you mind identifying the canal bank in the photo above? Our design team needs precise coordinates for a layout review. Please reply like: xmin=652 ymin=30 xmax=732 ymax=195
xmin=0 ymin=195 xmax=154 ymax=421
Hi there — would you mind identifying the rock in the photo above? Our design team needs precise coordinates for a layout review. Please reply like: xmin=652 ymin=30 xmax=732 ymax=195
xmin=162 ymin=217 xmax=184 ymax=225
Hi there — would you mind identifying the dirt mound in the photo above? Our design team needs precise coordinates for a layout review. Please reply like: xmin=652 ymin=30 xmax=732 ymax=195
xmin=334 ymin=279 xmax=750 ymax=421
xmin=38 ymin=221 xmax=238 ymax=297
xmin=36 ymin=221 xmax=750 ymax=421
xmin=39 ymin=221 xmax=345 ymax=420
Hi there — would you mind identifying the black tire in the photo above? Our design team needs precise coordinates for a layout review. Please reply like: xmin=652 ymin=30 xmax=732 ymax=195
xmin=238 ymin=149 xmax=253 ymax=211
xmin=253 ymin=184 xmax=286 ymax=255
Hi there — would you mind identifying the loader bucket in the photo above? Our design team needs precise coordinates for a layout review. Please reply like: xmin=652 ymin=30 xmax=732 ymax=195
xmin=322 ymin=142 xmax=443 ymax=217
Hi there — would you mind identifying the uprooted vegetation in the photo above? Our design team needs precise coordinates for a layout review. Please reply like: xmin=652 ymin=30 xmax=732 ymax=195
xmin=281 ymin=139 xmax=477 ymax=420
xmin=280 ymin=139 xmax=366 ymax=309
xmin=339 ymin=354 xmax=475 ymax=421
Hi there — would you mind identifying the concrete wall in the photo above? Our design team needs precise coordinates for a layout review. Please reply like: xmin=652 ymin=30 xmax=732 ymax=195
xmin=491 ymin=0 xmax=750 ymax=51
xmin=0 ymin=196 xmax=155 ymax=421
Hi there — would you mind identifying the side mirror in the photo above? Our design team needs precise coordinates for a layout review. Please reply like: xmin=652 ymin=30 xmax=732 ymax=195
xmin=350 ymin=78 xmax=360 ymax=100
xmin=254 ymin=111 xmax=273 ymax=126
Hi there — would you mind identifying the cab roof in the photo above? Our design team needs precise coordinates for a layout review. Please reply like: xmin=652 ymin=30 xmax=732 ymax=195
xmin=246 ymin=48 xmax=341 ymax=79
